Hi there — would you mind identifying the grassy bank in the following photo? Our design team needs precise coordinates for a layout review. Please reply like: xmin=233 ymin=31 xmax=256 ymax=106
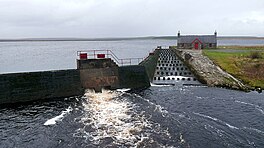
xmin=203 ymin=47 xmax=264 ymax=89
xmin=218 ymin=45 xmax=264 ymax=50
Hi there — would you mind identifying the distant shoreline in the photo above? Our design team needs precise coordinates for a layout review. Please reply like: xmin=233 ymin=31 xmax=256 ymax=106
xmin=0 ymin=36 xmax=264 ymax=42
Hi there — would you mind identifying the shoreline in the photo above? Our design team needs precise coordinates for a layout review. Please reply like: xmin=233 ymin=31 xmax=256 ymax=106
xmin=1 ymin=36 xmax=264 ymax=42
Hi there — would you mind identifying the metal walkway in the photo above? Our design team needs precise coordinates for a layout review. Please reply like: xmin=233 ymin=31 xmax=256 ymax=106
xmin=152 ymin=48 xmax=201 ymax=85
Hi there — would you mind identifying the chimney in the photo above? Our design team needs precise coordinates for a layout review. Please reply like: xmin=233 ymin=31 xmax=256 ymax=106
xmin=214 ymin=30 xmax=217 ymax=36
xmin=178 ymin=31 xmax=180 ymax=37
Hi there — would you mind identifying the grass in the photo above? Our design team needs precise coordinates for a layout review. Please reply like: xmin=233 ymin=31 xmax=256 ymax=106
xmin=203 ymin=49 xmax=264 ymax=89
xmin=217 ymin=45 xmax=264 ymax=50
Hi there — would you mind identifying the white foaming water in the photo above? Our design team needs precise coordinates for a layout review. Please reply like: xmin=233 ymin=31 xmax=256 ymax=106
xmin=150 ymin=83 xmax=172 ymax=87
xmin=44 ymin=106 xmax=72 ymax=126
xmin=116 ymin=88 xmax=131 ymax=93
xmin=76 ymin=89 xmax=152 ymax=147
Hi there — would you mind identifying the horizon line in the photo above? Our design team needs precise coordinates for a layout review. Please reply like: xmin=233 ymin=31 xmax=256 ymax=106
xmin=1 ymin=35 xmax=264 ymax=42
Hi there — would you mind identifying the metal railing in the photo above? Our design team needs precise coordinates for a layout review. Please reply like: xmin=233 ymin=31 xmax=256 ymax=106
xmin=77 ymin=50 xmax=143 ymax=66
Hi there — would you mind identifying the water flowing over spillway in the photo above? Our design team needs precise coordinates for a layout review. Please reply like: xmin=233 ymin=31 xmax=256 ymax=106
xmin=73 ymin=89 xmax=175 ymax=147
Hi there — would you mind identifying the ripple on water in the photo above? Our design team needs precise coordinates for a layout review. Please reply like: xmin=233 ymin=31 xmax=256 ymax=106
xmin=235 ymin=100 xmax=264 ymax=115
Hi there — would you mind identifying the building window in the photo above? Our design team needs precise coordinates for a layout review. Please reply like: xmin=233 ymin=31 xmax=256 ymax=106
xmin=209 ymin=43 xmax=212 ymax=47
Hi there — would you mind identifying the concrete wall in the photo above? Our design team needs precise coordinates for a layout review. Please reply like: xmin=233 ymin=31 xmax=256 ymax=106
xmin=80 ymin=68 xmax=119 ymax=92
xmin=0 ymin=69 xmax=83 ymax=104
xmin=139 ymin=48 xmax=160 ymax=81
xmin=118 ymin=65 xmax=150 ymax=89
xmin=1 ymin=58 xmax=151 ymax=104
xmin=77 ymin=58 xmax=118 ymax=69
xmin=78 ymin=58 xmax=120 ymax=91
xmin=78 ymin=58 xmax=150 ymax=91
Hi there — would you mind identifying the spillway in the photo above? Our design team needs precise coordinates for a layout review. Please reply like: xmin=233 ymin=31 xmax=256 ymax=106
xmin=152 ymin=48 xmax=200 ymax=85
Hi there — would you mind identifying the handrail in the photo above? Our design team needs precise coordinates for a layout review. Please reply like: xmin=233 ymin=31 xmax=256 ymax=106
xmin=77 ymin=49 xmax=143 ymax=66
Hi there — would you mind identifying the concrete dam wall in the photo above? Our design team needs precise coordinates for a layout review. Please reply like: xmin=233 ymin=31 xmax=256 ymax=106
xmin=0 ymin=58 xmax=150 ymax=104
xmin=0 ymin=69 xmax=83 ymax=104
xmin=77 ymin=58 xmax=150 ymax=92
xmin=1 ymin=47 xmax=249 ymax=105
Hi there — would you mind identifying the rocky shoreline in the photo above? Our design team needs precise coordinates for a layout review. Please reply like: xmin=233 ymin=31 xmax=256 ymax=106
xmin=173 ymin=49 xmax=252 ymax=92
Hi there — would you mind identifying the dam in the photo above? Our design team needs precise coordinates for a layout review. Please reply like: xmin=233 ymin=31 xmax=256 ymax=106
xmin=152 ymin=48 xmax=200 ymax=85
xmin=0 ymin=45 xmax=248 ymax=105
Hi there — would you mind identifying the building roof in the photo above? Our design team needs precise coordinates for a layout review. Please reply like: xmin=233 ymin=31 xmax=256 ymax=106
xmin=178 ymin=35 xmax=217 ymax=44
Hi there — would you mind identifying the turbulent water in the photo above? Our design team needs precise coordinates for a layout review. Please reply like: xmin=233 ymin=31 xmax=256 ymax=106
xmin=0 ymin=39 xmax=264 ymax=147
xmin=0 ymin=86 xmax=263 ymax=148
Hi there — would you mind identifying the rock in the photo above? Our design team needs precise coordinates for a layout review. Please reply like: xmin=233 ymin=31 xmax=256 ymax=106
xmin=173 ymin=49 xmax=249 ymax=91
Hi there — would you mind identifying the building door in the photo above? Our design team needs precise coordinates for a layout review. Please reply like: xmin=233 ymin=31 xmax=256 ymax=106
xmin=194 ymin=42 xmax=199 ymax=49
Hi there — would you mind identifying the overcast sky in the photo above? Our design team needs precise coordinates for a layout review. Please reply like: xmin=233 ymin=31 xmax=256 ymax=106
xmin=0 ymin=0 xmax=264 ymax=38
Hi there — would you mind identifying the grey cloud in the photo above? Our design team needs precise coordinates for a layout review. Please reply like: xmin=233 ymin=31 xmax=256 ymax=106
xmin=0 ymin=0 xmax=263 ymax=38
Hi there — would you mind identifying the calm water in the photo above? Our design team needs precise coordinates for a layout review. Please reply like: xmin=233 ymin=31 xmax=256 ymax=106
xmin=0 ymin=39 xmax=175 ymax=74
xmin=0 ymin=39 xmax=264 ymax=148
xmin=1 ymin=39 xmax=264 ymax=74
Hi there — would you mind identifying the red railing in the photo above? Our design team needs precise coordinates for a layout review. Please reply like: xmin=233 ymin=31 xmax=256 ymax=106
xmin=77 ymin=50 xmax=143 ymax=66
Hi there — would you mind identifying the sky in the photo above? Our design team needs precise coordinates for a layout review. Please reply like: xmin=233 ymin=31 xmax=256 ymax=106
xmin=0 ymin=0 xmax=264 ymax=38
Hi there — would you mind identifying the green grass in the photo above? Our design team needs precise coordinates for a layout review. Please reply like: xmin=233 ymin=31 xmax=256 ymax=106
xmin=217 ymin=45 xmax=264 ymax=50
xmin=203 ymin=50 xmax=264 ymax=89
